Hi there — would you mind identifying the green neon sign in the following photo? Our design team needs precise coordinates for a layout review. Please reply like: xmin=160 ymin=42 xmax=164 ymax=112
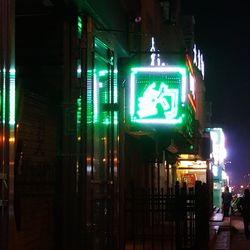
xmin=10 ymin=68 xmax=15 ymax=125
xmin=1 ymin=68 xmax=15 ymax=125
xmin=130 ymin=66 xmax=187 ymax=124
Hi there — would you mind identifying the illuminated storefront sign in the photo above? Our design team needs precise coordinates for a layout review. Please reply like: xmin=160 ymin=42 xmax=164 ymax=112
xmin=177 ymin=156 xmax=208 ymax=186
xmin=130 ymin=66 xmax=187 ymax=124
xmin=183 ymin=173 xmax=196 ymax=187
xmin=210 ymin=128 xmax=227 ymax=166
xmin=150 ymin=37 xmax=165 ymax=66
xmin=192 ymin=44 xmax=205 ymax=79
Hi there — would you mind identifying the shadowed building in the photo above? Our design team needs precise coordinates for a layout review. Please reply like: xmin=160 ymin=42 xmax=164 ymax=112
xmin=1 ymin=0 xmax=212 ymax=249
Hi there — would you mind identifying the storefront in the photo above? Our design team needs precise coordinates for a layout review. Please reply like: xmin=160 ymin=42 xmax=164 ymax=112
xmin=177 ymin=154 xmax=208 ymax=188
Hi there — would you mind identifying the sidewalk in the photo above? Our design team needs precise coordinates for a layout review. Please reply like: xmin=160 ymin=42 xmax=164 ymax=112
xmin=209 ymin=212 xmax=231 ymax=250
xmin=230 ymin=215 xmax=250 ymax=250
xmin=209 ymin=214 xmax=250 ymax=250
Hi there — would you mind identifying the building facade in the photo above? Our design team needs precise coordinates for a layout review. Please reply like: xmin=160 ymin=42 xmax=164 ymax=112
xmin=0 ymin=0 xmax=212 ymax=249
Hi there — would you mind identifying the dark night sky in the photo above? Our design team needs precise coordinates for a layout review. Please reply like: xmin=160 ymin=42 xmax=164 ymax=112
xmin=192 ymin=2 xmax=250 ymax=185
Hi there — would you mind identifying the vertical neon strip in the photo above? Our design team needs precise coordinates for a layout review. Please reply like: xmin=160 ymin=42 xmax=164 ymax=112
xmin=1 ymin=68 xmax=15 ymax=125
xmin=77 ymin=96 xmax=81 ymax=125
xmin=87 ymin=69 xmax=93 ymax=124
xmin=114 ymin=69 xmax=118 ymax=124
xmin=9 ymin=68 xmax=15 ymax=125
xmin=130 ymin=71 xmax=135 ymax=119
xmin=93 ymin=72 xmax=98 ymax=123
xmin=114 ymin=69 xmax=118 ymax=103
xmin=2 ymin=68 xmax=6 ymax=123
xmin=77 ymin=16 xmax=82 ymax=38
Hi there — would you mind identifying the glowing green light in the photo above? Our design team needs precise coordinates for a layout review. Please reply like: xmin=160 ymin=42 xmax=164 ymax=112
xmin=114 ymin=111 xmax=118 ymax=124
xmin=92 ymin=69 xmax=118 ymax=124
xmin=1 ymin=68 xmax=15 ymax=125
xmin=78 ymin=16 xmax=82 ymax=38
xmin=77 ymin=96 xmax=81 ymax=124
xmin=77 ymin=59 xmax=81 ymax=78
xmin=9 ymin=68 xmax=15 ymax=125
xmin=2 ymin=68 xmax=6 ymax=123
xmin=130 ymin=66 xmax=187 ymax=124
xmin=87 ymin=69 xmax=93 ymax=124
xmin=98 ymin=69 xmax=118 ymax=76
xmin=131 ymin=66 xmax=187 ymax=102
xmin=93 ymin=72 xmax=99 ymax=123
xmin=98 ymin=70 xmax=107 ymax=77
xmin=137 ymin=82 xmax=179 ymax=120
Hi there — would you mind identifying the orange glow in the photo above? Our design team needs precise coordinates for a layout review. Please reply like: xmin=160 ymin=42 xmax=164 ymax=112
xmin=186 ymin=54 xmax=194 ymax=75
xmin=186 ymin=54 xmax=196 ymax=112
xmin=0 ymin=136 xmax=15 ymax=143
xmin=188 ymin=94 xmax=196 ymax=112
xmin=9 ymin=137 xmax=15 ymax=142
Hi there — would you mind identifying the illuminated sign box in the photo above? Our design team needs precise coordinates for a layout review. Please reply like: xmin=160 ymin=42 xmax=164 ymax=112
xmin=130 ymin=66 xmax=187 ymax=124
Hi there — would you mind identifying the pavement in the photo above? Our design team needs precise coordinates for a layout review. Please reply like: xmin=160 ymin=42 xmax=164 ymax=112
xmin=210 ymin=212 xmax=231 ymax=250
xmin=209 ymin=212 xmax=250 ymax=250
xmin=230 ymin=215 xmax=250 ymax=250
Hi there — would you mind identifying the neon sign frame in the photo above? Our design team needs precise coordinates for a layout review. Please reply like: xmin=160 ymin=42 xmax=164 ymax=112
xmin=130 ymin=66 xmax=187 ymax=124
